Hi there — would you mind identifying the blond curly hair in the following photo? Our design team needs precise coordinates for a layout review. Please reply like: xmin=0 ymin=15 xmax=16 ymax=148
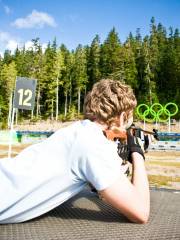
xmin=83 ymin=79 xmax=137 ymax=127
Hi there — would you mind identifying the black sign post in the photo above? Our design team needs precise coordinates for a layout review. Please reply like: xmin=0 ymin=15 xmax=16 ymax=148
xmin=8 ymin=77 xmax=37 ymax=158
xmin=13 ymin=77 xmax=37 ymax=110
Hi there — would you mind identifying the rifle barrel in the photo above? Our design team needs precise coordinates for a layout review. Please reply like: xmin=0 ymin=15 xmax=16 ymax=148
xmin=131 ymin=127 xmax=156 ymax=136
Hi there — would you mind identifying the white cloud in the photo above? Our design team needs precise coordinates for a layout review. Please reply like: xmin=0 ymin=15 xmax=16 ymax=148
xmin=24 ymin=40 xmax=34 ymax=49
xmin=4 ymin=5 xmax=12 ymax=14
xmin=0 ymin=31 xmax=18 ymax=52
xmin=0 ymin=31 xmax=10 ymax=42
xmin=6 ymin=40 xmax=18 ymax=51
xmin=24 ymin=40 xmax=47 ymax=53
xmin=42 ymin=43 xmax=47 ymax=53
xmin=0 ymin=31 xmax=47 ymax=55
xmin=11 ymin=10 xmax=57 ymax=29
xmin=0 ymin=31 xmax=19 ymax=53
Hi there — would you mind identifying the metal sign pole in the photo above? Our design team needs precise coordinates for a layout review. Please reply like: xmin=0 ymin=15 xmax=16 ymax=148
xmin=168 ymin=117 xmax=171 ymax=133
xmin=8 ymin=107 xmax=15 ymax=158
xmin=143 ymin=119 xmax=146 ymax=130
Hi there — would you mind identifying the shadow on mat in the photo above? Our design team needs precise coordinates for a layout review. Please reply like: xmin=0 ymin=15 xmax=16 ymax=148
xmin=29 ymin=190 xmax=130 ymax=224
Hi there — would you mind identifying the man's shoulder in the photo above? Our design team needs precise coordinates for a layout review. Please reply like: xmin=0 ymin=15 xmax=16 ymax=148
xmin=75 ymin=120 xmax=118 ymax=154
xmin=52 ymin=121 xmax=81 ymax=136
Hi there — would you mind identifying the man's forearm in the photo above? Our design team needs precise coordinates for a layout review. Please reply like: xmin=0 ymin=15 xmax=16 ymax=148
xmin=131 ymin=152 xmax=150 ymax=214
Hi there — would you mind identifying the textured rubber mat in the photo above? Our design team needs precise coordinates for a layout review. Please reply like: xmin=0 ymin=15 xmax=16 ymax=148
xmin=0 ymin=188 xmax=180 ymax=240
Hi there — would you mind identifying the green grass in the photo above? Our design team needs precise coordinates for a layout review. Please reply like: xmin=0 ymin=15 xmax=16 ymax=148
xmin=148 ymin=174 xmax=180 ymax=187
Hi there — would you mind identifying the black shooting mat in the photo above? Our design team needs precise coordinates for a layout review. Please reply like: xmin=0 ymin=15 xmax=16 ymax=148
xmin=0 ymin=188 xmax=180 ymax=240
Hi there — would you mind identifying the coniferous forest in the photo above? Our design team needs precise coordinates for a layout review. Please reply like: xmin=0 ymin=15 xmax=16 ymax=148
xmin=0 ymin=18 xmax=180 ymax=126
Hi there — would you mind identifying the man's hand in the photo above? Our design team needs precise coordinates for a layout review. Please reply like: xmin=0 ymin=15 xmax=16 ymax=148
xmin=127 ymin=130 xmax=145 ymax=163
xmin=133 ymin=127 xmax=158 ymax=153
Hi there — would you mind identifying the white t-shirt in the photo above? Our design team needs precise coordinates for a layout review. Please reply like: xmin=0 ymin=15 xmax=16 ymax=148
xmin=0 ymin=120 xmax=126 ymax=224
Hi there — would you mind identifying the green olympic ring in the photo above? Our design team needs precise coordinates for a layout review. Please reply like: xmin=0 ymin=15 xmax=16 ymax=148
xmin=136 ymin=104 xmax=155 ymax=122
xmin=136 ymin=102 xmax=178 ymax=123
xmin=150 ymin=103 xmax=169 ymax=123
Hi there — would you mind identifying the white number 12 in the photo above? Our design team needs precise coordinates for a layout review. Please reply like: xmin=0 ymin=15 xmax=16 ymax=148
xmin=17 ymin=89 xmax=32 ymax=106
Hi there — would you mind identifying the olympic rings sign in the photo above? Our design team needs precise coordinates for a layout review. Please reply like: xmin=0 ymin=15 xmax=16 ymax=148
xmin=136 ymin=103 xmax=178 ymax=123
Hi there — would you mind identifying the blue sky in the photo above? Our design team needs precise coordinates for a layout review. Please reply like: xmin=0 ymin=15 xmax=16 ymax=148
xmin=0 ymin=0 xmax=180 ymax=55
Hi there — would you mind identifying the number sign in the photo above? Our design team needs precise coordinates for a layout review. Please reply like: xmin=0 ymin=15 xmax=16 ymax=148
xmin=13 ymin=77 xmax=37 ymax=110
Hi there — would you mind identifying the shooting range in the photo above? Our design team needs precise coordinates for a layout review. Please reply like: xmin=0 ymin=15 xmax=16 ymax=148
xmin=0 ymin=1 xmax=180 ymax=238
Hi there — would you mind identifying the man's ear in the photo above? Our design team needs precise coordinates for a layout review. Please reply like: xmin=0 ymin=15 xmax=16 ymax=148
xmin=119 ymin=112 xmax=127 ymax=128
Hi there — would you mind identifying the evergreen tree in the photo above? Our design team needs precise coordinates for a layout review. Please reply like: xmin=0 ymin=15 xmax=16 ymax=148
xmin=87 ymin=35 xmax=101 ymax=89
xmin=0 ymin=19 xmax=180 ymax=122
xmin=134 ymin=28 xmax=145 ymax=100
xmin=138 ymin=36 xmax=152 ymax=103
xmin=14 ymin=46 xmax=30 ymax=77
xmin=29 ymin=38 xmax=45 ymax=119
xmin=73 ymin=44 xmax=88 ymax=114
xmin=60 ymin=45 xmax=74 ymax=116
xmin=174 ymin=28 xmax=180 ymax=116
xmin=42 ymin=39 xmax=65 ymax=119
xmin=3 ymin=50 xmax=13 ymax=64
xmin=123 ymin=39 xmax=138 ymax=88
xmin=149 ymin=17 xmax=159 ymax=103
xmin=43 ymin=41 xmax=58 ymax=119
xmin=100 ymin=27 xmax=122 ymax=78
xmin=0 ymin=61 xmax=17 ymax=126
xmin=54 ymin=48 xmax=65 ymax=120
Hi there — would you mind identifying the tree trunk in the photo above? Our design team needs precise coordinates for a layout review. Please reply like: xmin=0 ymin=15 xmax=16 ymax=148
xmin=15 ymin=108 xmax=18 ymax=125
xmin=8 ymin=93 xmax=13 ymax=128
xmin=149 ymin=86 xmax=152 ymax=105
xmin=147 ymin=63 xmax=152 ymax=105
xmin=69 ymin=81 xmax=72 ymax=112
xmin=36 ymin=84 xmax=40 ymax=118
xmin=31 ymin=109 xmax=34 ymax=119
xmin=78 ymin=88 xmax=81 ymax=115
xmin=65 ymin=92 xmax=68 ymax=117
xmin=51 ymin=99 xmax=54 ymax=120
xmin=56 ymin=75 xmax=59 ymax=121
xmin=84 ymin=86 xmax=87 ymax=97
